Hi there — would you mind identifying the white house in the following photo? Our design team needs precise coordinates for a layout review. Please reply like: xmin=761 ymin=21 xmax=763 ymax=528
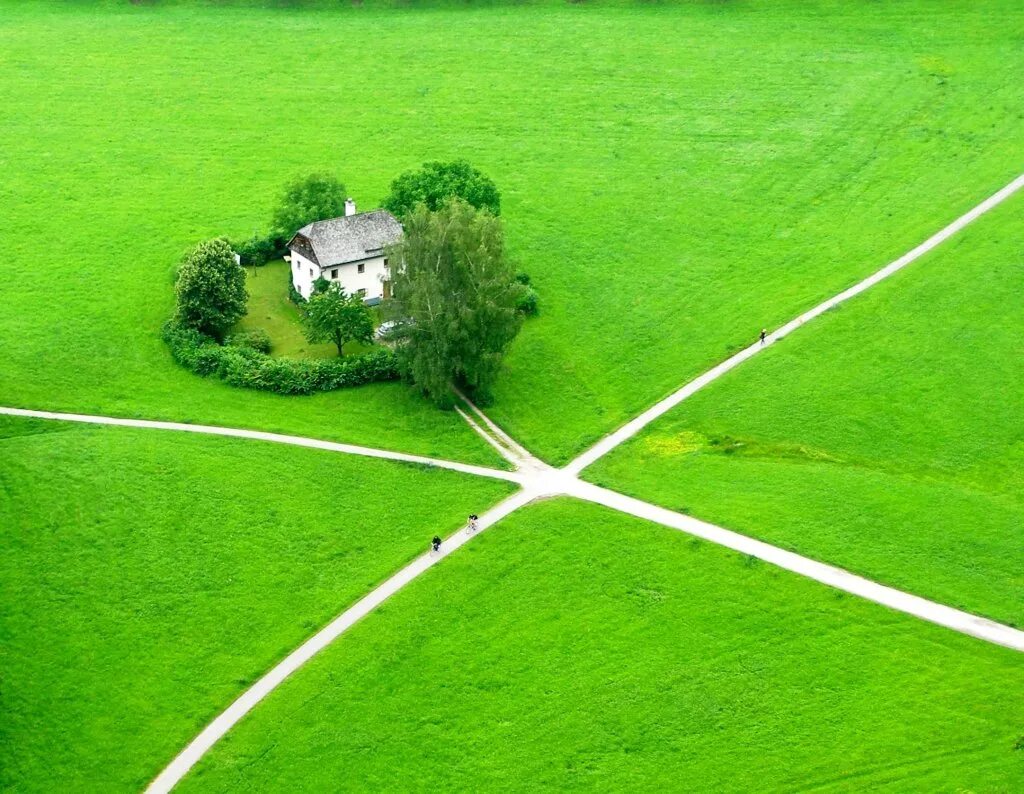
xmin=286 ymin=199 xmax=403 ymax=303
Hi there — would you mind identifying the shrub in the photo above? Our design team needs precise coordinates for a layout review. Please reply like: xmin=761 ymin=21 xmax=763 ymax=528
xmin=163 ymin=320 xmax=398 ymax=395
xmin=515 ymin=285 xmax=539 ymax=316
xmin=226 ymin=329 xmax=272 ymax=355
xmin=232 ymin=233 xmax=281 ymax=267
xmin=514 ymin=271 xmax=532 ymax=286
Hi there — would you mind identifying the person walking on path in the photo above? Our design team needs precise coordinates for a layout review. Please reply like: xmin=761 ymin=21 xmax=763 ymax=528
xmin=759 ymin=328 xmax=767 ymax=345
xmin=468 ymin=514 xmax=479 ymax=533
xmin=431 ymin=535 xmax=442 ymax=553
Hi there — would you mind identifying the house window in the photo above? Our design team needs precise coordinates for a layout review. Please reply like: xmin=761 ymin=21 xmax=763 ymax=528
xmin=331 ymin=269 xmax=338 ymax=279
xmin=309 ymin=268 xmax=314 ymax=277
xmin=357 ymin=263 xmax=366 ymax=274
xmin=357 ymin=288 xmax=367 ymax=297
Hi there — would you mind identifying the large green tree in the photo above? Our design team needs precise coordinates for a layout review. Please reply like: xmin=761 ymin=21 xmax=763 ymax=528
xmin=174 ymin=238 xmax=248 ymax=339
xmin=383 ymin=160 xmax=500 ymax=219
xmin=387 ymin=199 xmax=522 ymax=405
xmin=271 ymin=173 xmax=347 ymax=238
xmin=304 ymin=281 xmax=374 ymax=357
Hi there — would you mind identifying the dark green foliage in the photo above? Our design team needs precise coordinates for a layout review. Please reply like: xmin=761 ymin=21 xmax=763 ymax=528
xmin=271 ymin=173 xmax=347 ymax=239
xmin=387 ymin=199 xmax=521 ymax=405
xmin=514 ymin=272 xmax=532 ymax=286
xmin=383 ymin=160 xmax=500 ymax=219
xmin=304 ymin=282 xmax=375 ymax=357
xmin=515 ymin=285 xmax=539 ymax=316
xmin=226 ymin=329 xmax=272 ymax=355
xmin=174 ymin=238 xmax=248 ymax=340
xmin=163 ymin=321 xmax=398 ymax=394
xmin=233 ymin=233 xmax=281 ymax=267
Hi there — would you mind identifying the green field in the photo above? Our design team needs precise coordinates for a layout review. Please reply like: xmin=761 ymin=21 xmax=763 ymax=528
xmin=587 ymin=190 xmax=1024 ymax=627
xmin=0 ymin=416 xmax=511 ymax=790
xmin=2 ymin=1 xmax=1024 ymax=462
xmin=182 ymin=500 xmax=1024 ymax=791
xmin=3 ymin=1 xmax=1024 ymax=790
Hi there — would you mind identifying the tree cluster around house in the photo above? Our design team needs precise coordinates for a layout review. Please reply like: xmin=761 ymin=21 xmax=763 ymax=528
xmin=164 ymin=161 xmax=537 ymax=403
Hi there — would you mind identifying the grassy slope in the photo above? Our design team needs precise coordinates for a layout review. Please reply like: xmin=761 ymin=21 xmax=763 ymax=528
xmin=2 ymin=3 xmax=1024 ymax=463
xmin=587 ymin=190 xmax=1024 ymax=627
xmin=0 ymin=416 xmax=512 ymax=791
xmin=184 ymin=500 xmax=1024 ymax=792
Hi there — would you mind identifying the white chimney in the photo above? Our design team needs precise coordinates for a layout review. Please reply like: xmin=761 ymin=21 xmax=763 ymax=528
xmin=344 ymin=198 xmax=356 ymax=217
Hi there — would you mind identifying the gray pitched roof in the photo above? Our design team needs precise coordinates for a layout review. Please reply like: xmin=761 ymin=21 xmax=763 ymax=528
xmin=288 ymin=210 xmax=403 ymax=268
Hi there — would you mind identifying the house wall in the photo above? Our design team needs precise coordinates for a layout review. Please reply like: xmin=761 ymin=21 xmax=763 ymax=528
xmin=322 ymin=255 xmax=390 ymax=302
xmin=290 ymin=250 xmax=390 ymax=302
xmin=290 ymin=250 xmax=318 ymax=299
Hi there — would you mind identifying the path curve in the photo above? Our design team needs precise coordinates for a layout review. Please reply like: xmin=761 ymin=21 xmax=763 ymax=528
xmin=565 ymin=171 xmax=1024 ymax=475
xmin=0 ymin=407 xmax=523 ymax=485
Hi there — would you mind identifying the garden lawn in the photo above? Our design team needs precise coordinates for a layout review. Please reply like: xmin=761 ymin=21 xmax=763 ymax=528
xmin=0 ymin=416 xmax=512 ymax=791
xmin=587 ymin=189 xmax=1024 ymax=628
xmin=235 ymin=260 xmax=376 ymax=360
xmin=3 ymin=2 xmax=1024 ymax=463
xmin=182 ymin=500 xmax=1024 ymax=792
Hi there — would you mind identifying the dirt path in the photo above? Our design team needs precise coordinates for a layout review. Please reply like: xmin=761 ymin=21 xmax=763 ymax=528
xmin=0 ymin=406 xmax=524 ymax=485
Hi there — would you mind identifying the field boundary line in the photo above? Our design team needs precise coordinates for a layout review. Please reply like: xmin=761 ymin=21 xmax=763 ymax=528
xmin=0 ymin=406 xmax=523 ymax=485
xmin=564 ymin=170 xmax=1024 ymax=475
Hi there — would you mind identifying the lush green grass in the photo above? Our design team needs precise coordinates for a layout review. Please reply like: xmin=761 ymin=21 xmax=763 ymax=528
xmin=2 ymin=2 xmax=1024 ymax=463
xmin=234 ymin=259 xmax=377 ymax=359
xmin=587 ymin=190 xmax=1024 ymax=627
xmin=183 ymin=499 xmax=1024 ymax=791
xmin=236 ymin=260 xmax=336 ymax=359
xmin=0 ymin=416 xmax=513 ymax=791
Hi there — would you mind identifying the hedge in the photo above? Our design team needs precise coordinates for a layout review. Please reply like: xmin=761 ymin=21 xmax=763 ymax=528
xmin=163 ymin=321 xmax=399 ymax=395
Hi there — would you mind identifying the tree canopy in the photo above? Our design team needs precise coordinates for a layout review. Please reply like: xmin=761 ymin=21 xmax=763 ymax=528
xmin=174 ymin=238 xmax=248 ymax=339
xmin=383 ymin=160 xmax=500 ymax=219
xmin=271 ymin=173 xmax=347 ymax=239
xmin=304 ymin=281 xmax=374 ymax=357
xmin=387 ymin=199 xmax=522 ymax=405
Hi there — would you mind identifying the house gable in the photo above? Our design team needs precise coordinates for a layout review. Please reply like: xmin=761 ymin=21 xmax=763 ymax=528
xmin=287 ymin=233 xmax=320 ymax=267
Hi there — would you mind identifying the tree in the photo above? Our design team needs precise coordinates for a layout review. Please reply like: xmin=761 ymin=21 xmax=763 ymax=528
xmin=383 ymin=160 xmax=500 ymax=220
xmin=271 ymin=172 xmax=347 ymax=239
xmin=304 ymin=282 xmax=374 ymax=357
xmin=174 ymin=238 xmax=248 ymax=339
xmin=387 ymin=198 xmax=522 ymax=405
